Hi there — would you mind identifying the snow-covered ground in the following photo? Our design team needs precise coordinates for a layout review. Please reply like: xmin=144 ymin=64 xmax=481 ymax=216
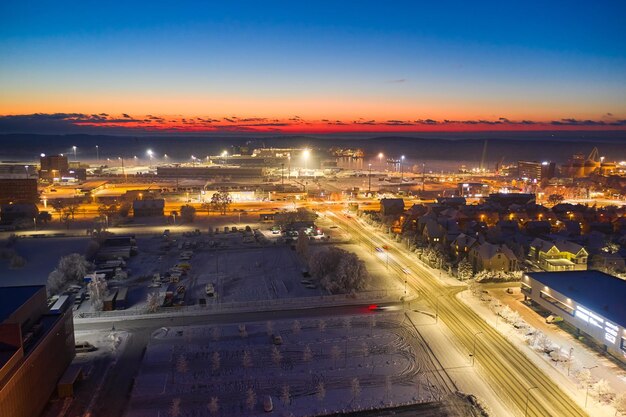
xmin=126 ymin=313 xmax=459 ymax=417
xmin=459 ymin=285 xmax=626 ymax=417
xmin=0 ymin=236 xmax=90 ymax=287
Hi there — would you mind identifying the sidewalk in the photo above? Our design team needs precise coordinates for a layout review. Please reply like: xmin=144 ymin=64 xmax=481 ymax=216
xmin=458 ymin=287 xmax=624 ymax=417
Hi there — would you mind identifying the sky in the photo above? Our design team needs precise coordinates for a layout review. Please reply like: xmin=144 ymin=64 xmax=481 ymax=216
xmin=1 ymin=1 xmax=625 ymax=134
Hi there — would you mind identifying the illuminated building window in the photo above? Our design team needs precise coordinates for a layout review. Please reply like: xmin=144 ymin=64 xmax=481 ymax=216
xmin=539 ymin=290 xmax=574 ymax=315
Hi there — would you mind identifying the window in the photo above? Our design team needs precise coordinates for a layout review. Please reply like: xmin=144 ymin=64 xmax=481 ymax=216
xmin=520 ymin=282 xmax=531 ymax=294
xmin=621 ymin=337 xmax=626 ymax=353
xmin=540 ymin=290 xmax=574 ymax=315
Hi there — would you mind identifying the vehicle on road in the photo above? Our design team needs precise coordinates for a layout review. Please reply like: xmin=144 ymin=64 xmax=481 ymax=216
xmin=75 ymin=341 xmax=97 ymax=353
xmin=205 ymin=283 xmax=215 ymax=297
xmin=271 ymin=333 xmax=283 ymax=345
xmin=263 ymin=395 xmax=273 ymax=412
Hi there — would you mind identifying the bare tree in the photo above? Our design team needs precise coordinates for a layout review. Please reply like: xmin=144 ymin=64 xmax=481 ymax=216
xmin=291 ymin=319 xmax=301 ymax=334
xmin=316 ymin=381 xmax=326 ymax=402
xmin=211 ymin=351 xmax=221 ymax=372
xmin=303 ymin=344 xmax=313 ymax=362
xmin=207 ymin=396 xmax=219 ymax=415
xmin=281 ymin=385 xmax=291 ymax=406
xmin=210 ymin=190 xmax=232 ymax=215
xmin=271 ymin=345 xmax=282 ymax=366
xmin=246 ymin=388 xmax=257 ymax=411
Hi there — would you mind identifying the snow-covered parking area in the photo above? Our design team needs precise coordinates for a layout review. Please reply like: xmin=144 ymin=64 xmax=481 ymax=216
xmin=126 ymin=313 xmax=459 ymax=417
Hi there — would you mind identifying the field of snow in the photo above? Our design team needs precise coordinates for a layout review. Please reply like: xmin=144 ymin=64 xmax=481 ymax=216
xmin=126 ymin=313 xmax=458 ymax=417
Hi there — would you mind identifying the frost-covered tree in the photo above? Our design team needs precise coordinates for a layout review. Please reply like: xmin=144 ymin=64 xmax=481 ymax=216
xmin=242 ymin=350 xmax=253 ymax=369
xmin=330 ymin=345 xmax=341 ymax=368
xmin=351 ymin=377 xmax=361 ymax=401
xmin=316 ymin=382 xmax=326 ymax=402
xmin=291 ymin=319 xmax=301 ymax=334
xmin=457 ymin=258 xmax=473 ymax=281
xmin=176 ymin=354 xmax=189 ymax=375
xmin=47 ymin=253 xmax=91 ymax=294
xmin=318 ymin=319 xmax=327 ymax=333
xmin=577 ymin=368 xmax=593 ymax=387
xmin=87 ymin=275 xmax=108 ymax=311
xmin=360 ymin=342 xmax=369 ymax=357
xmin=146 ymin=291 xmax=161 ymax=313
xmin=211 ymin=326 xmax=221 ymax=342
xmin=303 ymin=344 xmax=313 ymax=362
xmin=591 ymin=379 xmax=614 ymax=403
xmin=207 ymin=396 xmax=219 ymax=415
xmin=343 ymin=317 xmax=352 ymax=331
xmin=271 ymin=345 xmax=283 ymax=366
xmin=211 ymin=351 xmax=221 ymax=372
xmin=169 ymin=398 xmax=181 ymax=417
xmin=614 ymin=392 xmax=626 ymax=415
xmin=246 ymin=388 xmax=257 ymax=411
xmin=266 ymin=320 xmax=274 ymax=336
xmin=309 ymin=247 xmax=369 ymax=293
xmin=295 ymin=232 xmax=310 ymax=259
xmin=281 ymin=385 xmax=291 ymax=406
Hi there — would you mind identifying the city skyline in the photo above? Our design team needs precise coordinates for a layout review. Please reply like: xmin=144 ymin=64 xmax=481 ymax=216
xmin=1 ymin=1 xmax=625 ymax=134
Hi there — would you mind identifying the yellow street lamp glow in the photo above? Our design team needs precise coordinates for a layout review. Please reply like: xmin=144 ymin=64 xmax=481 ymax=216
xmin=302 ymin=149 xmax=310 ymax=159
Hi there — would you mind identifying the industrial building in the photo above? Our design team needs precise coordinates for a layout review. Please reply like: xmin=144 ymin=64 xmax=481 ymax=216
xmin=0 ymin=179 xmax=38 ymax=204
xmin=39 ymin=154 xmax=69 ymax=180
xmin=523 ymin=271 xmax=626 ymax=363
xmin=0 ymin=286 xmax=75 ymax=417
xmin=156 ymin=165 xmax=264 ymax=179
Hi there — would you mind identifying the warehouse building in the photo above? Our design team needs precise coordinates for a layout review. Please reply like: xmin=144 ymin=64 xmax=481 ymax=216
xmin=0 ymin=286 xmax=75 ymax=417
xmin=523 ymin=271 xmax=626 ymax=363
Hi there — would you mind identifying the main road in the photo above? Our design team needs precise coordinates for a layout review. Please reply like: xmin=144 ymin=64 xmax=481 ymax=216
xmin=326 ymin=210 xmax=588 ymax=417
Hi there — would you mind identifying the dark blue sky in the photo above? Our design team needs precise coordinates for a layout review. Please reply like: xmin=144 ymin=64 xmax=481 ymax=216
xmin=1 ymin=1 xmax=625 ymax=133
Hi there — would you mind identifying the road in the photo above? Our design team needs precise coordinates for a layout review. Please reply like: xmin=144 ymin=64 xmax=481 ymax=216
xmin=327 ymin=211 xmax=588 ymax=417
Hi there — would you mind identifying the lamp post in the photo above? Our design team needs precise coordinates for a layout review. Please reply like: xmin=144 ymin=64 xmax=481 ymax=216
xmin=368 ymin=163 xmax=372 ymax=194
xmin=302 ymin=148 xmax=310 ymax=176
xmin=221 ymin=150 xmax=228 ymax=165
xmin=147 ymin=149 xmax=154 ymax=167
xmin=287 ymin=154 xmax=291 ymax=180
xmin=378 ymin=152 xmax=384 ymax=170
xmin=524 ymin=386 xmax=539 ymax=417
xmin=400 ymin=155 xmax=405 ymax=181
xmin=118 ymin=157 xmax=126 ymax=181
xmin=96 ymin=145 xmax=99 ymax=162
xmin=470 ymin=331 xmax=483 ymax=366
xmin=583 ymin=365 xmax=598 ymax=408
xmin=435 ymin=294 xmax=445 ymax=323
xmin=72 ymin=146 xmax=77 ymax=161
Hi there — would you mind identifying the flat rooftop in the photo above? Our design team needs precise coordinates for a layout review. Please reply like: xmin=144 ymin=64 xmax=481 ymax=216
xmin=0 ymin=285 xmax=44 ymax=323
xmin=528 ymin=271 xmax=626 ymax=327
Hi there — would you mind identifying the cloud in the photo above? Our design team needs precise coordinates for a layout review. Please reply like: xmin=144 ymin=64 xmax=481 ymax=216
xmin=387 ymin=79 xmax=407 ymax=83
xmin=0 ymin=112 xmax=625 ymax=135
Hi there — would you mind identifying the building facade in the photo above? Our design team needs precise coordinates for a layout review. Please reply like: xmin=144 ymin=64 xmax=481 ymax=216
xmin=0 ymin=286 xmax=75 ymax=417
xmin=528 ymin=238 xmax=588 ymax=271
xmin=523 ymin=271 xmax=626 ymax=364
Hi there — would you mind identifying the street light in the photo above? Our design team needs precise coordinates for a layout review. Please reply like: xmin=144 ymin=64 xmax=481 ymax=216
xmin=302 ymin=148 xmax=310 ymax=174
xmin=583 ymin=365 xmax=598 ymax=408
xmin=368 ymin=163 xmax=372 ymax=194
xmin=118 ymin=157 xmax=126 ymax=181
xmin=221 ymin=150 xmax=228 ymax=165
xmin=378 ymin=152 xmax=384 ymax=169
xmin=400 ymin=155 xmax=405 ymax=181
xmin=470 ymin=331 xmax=483 ymax=366
xmin=72 ymin=146 xmax=77 ymax=161
xmin=435 ymin=294 xmax=445 ymax=323
xmin=96 ymin=145 xmax=99 ymax=162
xmin=524 ymin=386 xmax=539 ymax=417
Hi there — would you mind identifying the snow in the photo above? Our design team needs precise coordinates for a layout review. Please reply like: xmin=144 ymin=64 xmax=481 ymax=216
xmin=126 ymin=313 xmax=457 ymax=417
xmin=458 ymin=285 xmax=625 ymax=417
